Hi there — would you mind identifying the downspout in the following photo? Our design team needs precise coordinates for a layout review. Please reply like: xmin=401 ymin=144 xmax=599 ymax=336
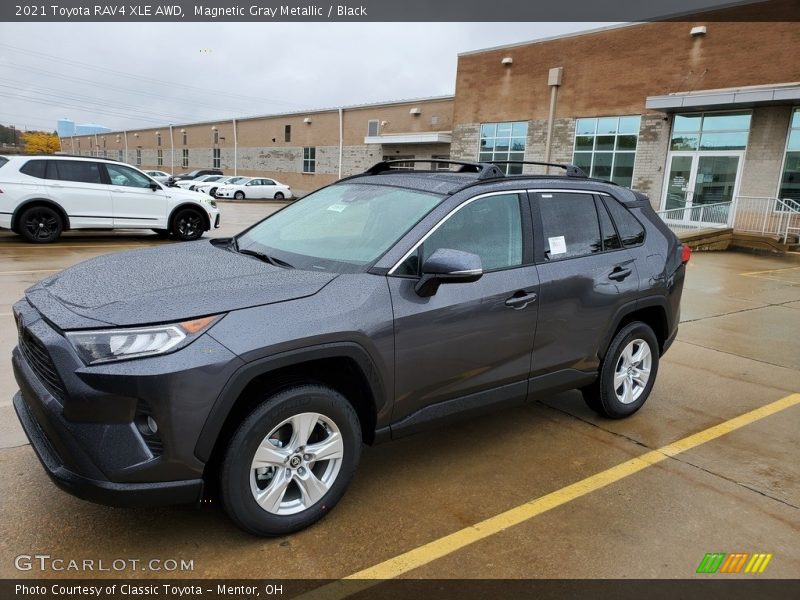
xmin=232 ymin=118 xmax=238 ymax=176
xmin=543 ymin=67 xmax=563 ymax=173
xmin=123 ymin=130 xmax=128 ymax=163
xmin=169 ymin=124 xmax=175 ymax=175
xmin=338 ymin=108 xmax=344 ymax=179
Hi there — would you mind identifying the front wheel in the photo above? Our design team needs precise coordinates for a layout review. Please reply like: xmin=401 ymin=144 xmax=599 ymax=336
xmin=18 ymin=205 xmax=64 ymax=243
xmin=582 ymin=321 xmax=659 ymax=419
xmin=171 ymin=208 xmax=205 ymax=241
xmin=220 ymin=385 xmax=361 ymax=536
xmin=234 ymin=191 xmax=245 ymax=200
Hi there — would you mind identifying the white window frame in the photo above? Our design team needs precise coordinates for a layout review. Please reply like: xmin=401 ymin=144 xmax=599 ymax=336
xmin=775 ymin=106 xmax=800 ymax=211
xmin=572 ymin=115 xmax=641 ymax=187
xmin=157 ymin=149 xmax=163 ymax=166
xmin=182 ymin=148 xmax=189 ymax=168
xmin=478 ymin=121 xmax=528 ymax=175
xmin=212 ymin=148 xmax=221 ymax=169
xmin=367 ymin=120 xmax=380 ymax=137
xmin=136 ymin=149 xmax=141 ymax=165
xmin=303 ymin=147 xmax=316 ymax=173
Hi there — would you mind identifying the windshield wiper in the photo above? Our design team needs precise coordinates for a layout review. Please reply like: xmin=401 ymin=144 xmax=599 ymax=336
xmin=237 ymin=248 xmax=294 ymax=269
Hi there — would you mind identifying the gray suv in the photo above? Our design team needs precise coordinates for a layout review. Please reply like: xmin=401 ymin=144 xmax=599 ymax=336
xmin=12 ymin=160 xmax=688 ymax=536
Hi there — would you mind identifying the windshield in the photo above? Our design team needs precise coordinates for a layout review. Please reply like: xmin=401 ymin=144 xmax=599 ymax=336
xmin=236 ymin=183 xmax=442 ymax=273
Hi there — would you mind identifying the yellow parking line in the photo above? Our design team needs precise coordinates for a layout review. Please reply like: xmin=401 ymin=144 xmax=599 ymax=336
xmin=0 ymin=269 xmax=59 ymax=275
xmin=300 ymin=393 xmax=800 ymax=599
xmin=740 ymin=265 xmax=800 ymax=276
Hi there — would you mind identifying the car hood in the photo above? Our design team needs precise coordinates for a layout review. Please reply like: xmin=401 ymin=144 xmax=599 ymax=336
xmin=25 ymin=240 xmax=338 ymax=329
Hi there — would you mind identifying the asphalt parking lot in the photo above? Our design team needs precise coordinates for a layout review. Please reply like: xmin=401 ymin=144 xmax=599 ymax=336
xmin=0 ymin=201 xmax=798 ymax=581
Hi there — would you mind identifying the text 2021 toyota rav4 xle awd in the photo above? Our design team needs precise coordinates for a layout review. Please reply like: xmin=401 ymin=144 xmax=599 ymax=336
xmin=12 ymin=160 xmax=688 ymax=536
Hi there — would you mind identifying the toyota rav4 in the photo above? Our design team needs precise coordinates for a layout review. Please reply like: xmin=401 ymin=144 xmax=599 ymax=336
xmin=12 ymin=159 xmax=688 ymax=536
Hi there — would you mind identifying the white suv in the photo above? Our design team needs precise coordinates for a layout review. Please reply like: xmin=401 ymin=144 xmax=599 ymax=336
xmin=0 ymin=155 xmax=221 ymax=243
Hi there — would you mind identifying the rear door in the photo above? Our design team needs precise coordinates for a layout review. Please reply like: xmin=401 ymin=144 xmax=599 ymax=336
xmin=388 ymin=191 xmax=540 ymax=427
xmin=530 ymin=190 xmax=639 ymax=378
xmin=48 ymin=160 xmax=113 ymax=228
xmin=105 ymin=163 xmax=168 ymax=229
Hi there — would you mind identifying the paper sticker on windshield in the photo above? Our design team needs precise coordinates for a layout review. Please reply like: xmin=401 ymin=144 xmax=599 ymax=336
xmin=548 ymin=236 xmax=567 ymax=255
xmin=327 ymin=204 xmax=347 ymax=213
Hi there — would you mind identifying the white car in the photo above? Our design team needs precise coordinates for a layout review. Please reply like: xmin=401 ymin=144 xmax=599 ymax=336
xmin=143 ymin=170 xmax=171 ymax=184
xmin=215 ymin=177 xmax=291 ymax=200
xmin=195 ymin=176 xmax=249 ymax=198
xmin=0 ymin=155 xmax=220 ymax=243
xmin=175 ymin=174 xmax=227 ymax=191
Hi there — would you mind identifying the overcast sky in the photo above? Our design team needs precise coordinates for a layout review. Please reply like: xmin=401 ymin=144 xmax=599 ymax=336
xmin=0 ymin=6 xmax=730 ymax=133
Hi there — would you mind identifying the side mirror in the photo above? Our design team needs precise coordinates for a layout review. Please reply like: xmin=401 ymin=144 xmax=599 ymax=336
xmin=415 ymin=248 xmax=483 ymax=297
xmin=149 ymin=182 xmax=161 ymax=191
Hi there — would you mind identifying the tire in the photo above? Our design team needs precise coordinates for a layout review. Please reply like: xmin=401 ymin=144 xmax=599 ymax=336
xmin=151 ymin=228 xmax=171 ymax=238
xmin=220 ymin=384 xmax=362 ymax=536
xmin=581 ymin=321 xmax=659 ymax=419
xmin=209 ymin=188 xmax=218 ymax=197
xmin=171 ymin=208 xmax=205 ymax=241
xmin=274 ymin=192 xmax=285 ymax=200
xmin=18 ymin=205 xmax=64 ymax=243
xmin=234 ymin=191 xmax=245 ymax=200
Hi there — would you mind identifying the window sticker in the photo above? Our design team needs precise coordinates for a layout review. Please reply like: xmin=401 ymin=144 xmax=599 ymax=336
xmin=327 ymin=204 xmax=347 ymax=213
xmin=548 ymin=235 xmax=567 ymax=255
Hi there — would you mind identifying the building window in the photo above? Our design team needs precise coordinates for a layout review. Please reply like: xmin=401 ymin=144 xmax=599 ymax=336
xmin=118 ymin=150 xmax=123 ymax=161
xmin=157 ymin=133 xmax=161 ymax=147
xmin=779 ymin=108 xmax=800 ymax=203
xmin=303 ymin=147 xmax=316 ymax=173
xmin=136 ymin=149 xmax=141 ymax=165
xmin=212 ymin=148 xmax=221 ymax=168
xmin=432 ymin=154 xmax=451 ymax=171
xmin=102 ymin=138 xmax=106 ymax=148
xmin=102 ymin=150 xmax=107 ymax=158
xmin=182 ymin=131 xmax=187 ymax=145
xmin=367 ymin=120 xmax=380 ymax=137
xmin=383 ymin=154 xmax=415 ymax=170
xmin=182 ymin=148 xmax=189 ymax=168
xmin=479 ymin=121 xmax=528 ymax=174
xmin=670 ymin=111 xmax=751 ymax=152
xmin=573 ymin=116 xmax=641 ymax=187
xmin=157 ymin=149 xmax=163 ymax=166
xmin=284 ymin=125 xmax=291 ymax=142
xmin=213 ymin=130 xmax=219 ymax=145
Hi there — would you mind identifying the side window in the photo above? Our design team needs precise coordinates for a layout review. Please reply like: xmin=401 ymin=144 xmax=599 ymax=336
xmin=264 ymin=179 xmax=276 ymax=186
xmin=538 ymin=192 xmax=602 ymax=260
xmin=53 ymin=161 xmax=103 ymax=184
xmin=603 ymin=197 xmax=645 ymax=246
xmin=105 ymin=163 xmax=153 ymax=188
xmin=19 ymin=160 xmax=47 ymax=179
xmin=397 ymin=193 xmax=523 ymax=275
xmin=595 ymin=196 xmax=622 ymax=251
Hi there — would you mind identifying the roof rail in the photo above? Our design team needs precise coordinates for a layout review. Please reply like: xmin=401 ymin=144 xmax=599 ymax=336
xmin=490 ymin=161 xmax=588 ymax=178
xmin=363 ymin=159 xmax=505 ymax=181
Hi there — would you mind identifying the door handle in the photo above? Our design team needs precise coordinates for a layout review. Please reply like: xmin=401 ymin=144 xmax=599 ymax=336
xmin=505 ymin=291 xmax=538 ymax=309
xmin=608 ymin=267 xmax=633 ymax=281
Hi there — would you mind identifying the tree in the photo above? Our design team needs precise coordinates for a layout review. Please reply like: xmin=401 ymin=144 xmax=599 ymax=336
xmin=22 ymin=131 xmax=61 ymax=154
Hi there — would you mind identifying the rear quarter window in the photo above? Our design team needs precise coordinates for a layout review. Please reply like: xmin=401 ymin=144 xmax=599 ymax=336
xmin=0 ymin=157 xmax=8 ymax=170
xmin=19 ymin=159 xmax=48 ymax=179
xmin=603 ymin=196 xmax=645 ymax=246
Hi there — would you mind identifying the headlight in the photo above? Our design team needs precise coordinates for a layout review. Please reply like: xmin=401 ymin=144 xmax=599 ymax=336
xmin=66 ymin=315 xmax=221 ymax=365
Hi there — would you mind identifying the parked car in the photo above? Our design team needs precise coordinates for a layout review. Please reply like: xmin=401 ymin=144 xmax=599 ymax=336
xmin=175 ymin=174 xmax=227 ymax=191
xmin=11 ymin=159 xmax=687 ymax=536
xmin=168 ymin=168 xmax=223 ymax=186
xmin=0 ymin=155 xmax=220 ymax=243
xmin=215 ymin=177 xmax=291 ymax=200
xmin=196 ymin=176 xmax=248 ymax=198
xmin=143 ymin=170 xmax=171 ymax=184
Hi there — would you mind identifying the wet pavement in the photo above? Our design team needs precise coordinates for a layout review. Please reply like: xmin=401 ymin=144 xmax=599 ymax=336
xmin=0 ymin=203 xmax=798 ymax=580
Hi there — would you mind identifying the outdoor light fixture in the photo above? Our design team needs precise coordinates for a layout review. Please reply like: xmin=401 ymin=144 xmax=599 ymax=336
xmin=304 ymin=117 xmax=312 ymax=124
xmin=690 ymin=26 xmax=707 ymax=36
xmin=501 ymin=57 xmax=513 ymax=65
xmin=409 ymin=108 xmax=421 ymax=115
xmin=180 ymin=128 xmax=186 ymax=133
xmin=211 ymin=126 xmax=218 ymax=130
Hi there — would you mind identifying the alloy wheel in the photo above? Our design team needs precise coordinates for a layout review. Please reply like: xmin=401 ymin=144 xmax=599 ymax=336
xmin=613 ymin=338 xmax=652 ymax=405
xmin=24 ymin=209 xmax=59 ymax=240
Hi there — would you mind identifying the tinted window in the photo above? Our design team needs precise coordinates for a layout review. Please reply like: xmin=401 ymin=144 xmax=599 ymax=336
xmin=0 ymin=156 xmax=10 ymax=169
xmin=20 ymin=160 xmax=47 ymax=179
xmin=603 ymin=197 xmax=645 ymax=246
xmin=398 ymin=193 xmax=523 ymax=275
xmin=595 ymin=197 xmax=622 ymax=251
xmin=105 ymin=163 xmax=154 ymax=188
xmin=539 ymin=192 xmax=601 ymax=259
xmin=53 ymin=160 xmax=103 ymax=184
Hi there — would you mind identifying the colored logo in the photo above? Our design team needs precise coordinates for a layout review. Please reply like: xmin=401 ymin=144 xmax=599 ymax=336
xmin=696 ymin=553 xmax=773 ymax=574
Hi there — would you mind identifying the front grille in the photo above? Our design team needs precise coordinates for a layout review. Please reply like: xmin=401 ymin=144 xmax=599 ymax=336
xmin=18 ymin=322 xmax=66 ymax=401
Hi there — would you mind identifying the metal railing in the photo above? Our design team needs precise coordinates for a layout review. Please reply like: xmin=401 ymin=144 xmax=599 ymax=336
xmin=656 ymin=196 xmax=800 ymax=242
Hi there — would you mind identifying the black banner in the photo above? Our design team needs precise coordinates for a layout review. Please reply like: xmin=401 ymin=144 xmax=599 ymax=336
xmin=1 ymin=0 xmax=798 ymax=22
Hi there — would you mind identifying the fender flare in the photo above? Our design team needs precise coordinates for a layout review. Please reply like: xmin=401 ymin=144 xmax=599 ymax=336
xmin=194 ymin=341 xmax=386 ymax=462
xmin=598 ymin=296 xmax=671 ymax=360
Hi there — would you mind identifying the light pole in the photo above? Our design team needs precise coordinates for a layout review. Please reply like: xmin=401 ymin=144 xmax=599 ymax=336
xmin=169 ymin=124 xmax=175 ymax=175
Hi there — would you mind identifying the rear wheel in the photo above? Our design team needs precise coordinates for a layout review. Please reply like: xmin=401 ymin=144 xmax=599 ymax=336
xmin=171 ymin=208 xmax=205 ymax=241
xmin=18 ymin=205 xmax=63 ymax=243
xmin=581 ymin=321 xmax=659 ymax=419
xmin=274 ymin=192 xmax=285 ymax=200
xmin=234 ymin=191 xmax=245 ymax=200
xmin=220 ymin=384 xmax=361 ymax=536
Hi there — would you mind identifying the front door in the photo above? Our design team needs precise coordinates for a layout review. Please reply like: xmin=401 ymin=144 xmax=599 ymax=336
xmin=662 ymin=152 xmax=743 ymax=226
xmin=388 ymin=192 xmax=539 ymax=426
xmin=105 ymin=163 xmax=168 ymax=229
